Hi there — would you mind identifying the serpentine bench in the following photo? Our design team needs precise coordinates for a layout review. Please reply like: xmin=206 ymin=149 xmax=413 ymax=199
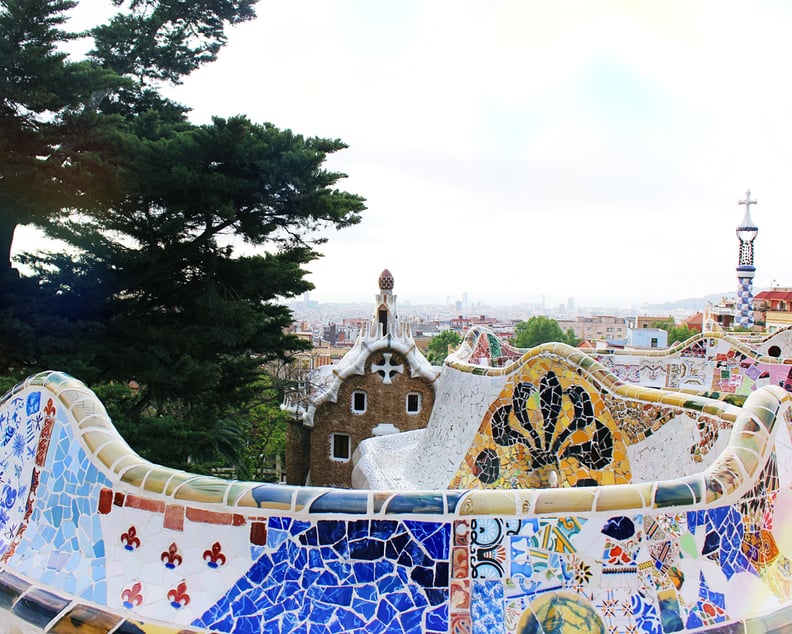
xmin=0 ymin=359 xmax=790 ymax=633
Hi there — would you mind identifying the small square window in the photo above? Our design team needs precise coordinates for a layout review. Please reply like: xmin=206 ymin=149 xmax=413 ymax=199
xmin=406 ymin=392 xmax=421 ymax=414
xmin=330 ymin=433 xmax=351 ymax=461
xmin=351 ymin=390 xmax=367 ymax=413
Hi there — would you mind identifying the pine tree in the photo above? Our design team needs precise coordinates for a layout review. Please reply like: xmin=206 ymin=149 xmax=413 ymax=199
xmin=1 ymin=1 xmax=366 ymax=469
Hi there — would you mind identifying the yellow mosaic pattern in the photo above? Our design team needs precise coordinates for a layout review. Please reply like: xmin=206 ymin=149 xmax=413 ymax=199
xmin=450 ymin=357 xmax=631 ymax=489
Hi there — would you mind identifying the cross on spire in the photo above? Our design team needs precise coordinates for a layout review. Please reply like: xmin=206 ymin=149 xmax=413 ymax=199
xmin=739 ymin=189 xmax=757 ymax=213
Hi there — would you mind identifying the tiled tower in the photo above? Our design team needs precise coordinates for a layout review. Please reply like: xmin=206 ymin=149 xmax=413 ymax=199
xmin=735 ymin=190 xmax=759 ymax=329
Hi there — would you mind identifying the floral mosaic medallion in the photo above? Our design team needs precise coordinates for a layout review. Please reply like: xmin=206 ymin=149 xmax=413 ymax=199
xmin=451 ymin=362 xmax=631 ymax=488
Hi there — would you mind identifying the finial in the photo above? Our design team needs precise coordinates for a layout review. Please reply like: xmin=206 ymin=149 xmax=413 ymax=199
xmin=378 ymin=269 xmax=394 ymax=291
xmin=736 ymin=189 xmax=758 ymax=235
xmin=738 ymin=190 xmax=757 ymax=212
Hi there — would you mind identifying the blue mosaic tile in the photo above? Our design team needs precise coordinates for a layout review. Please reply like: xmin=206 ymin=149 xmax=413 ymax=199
xmin=6 ymin=407 xmax=111 ymax=605
xmin=471 ymin=580 xmax=504 ymax=634
xmin=194 ymin=519 xmax=449 ymax=634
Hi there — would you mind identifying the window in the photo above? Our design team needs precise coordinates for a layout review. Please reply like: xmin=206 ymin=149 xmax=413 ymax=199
xmin=330 ymin=433 xmax=351 ymax=461
xmin=406 ymin=392 xmax=421 ymax=414
xmin=650 ymin=337 xmax=658 ymax=348
xmin=351 ymin=390 xmax=367 ymax=413
xmin=378 ymin=309 xmax=388 ymax=336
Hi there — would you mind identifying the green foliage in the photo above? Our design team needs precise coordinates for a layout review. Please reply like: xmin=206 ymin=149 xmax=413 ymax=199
xmin=0 ymin=0 xmax=366 ymax=473
xmin=237 ymin=373 xmax=290 ymax=481
xmin=0 ymin=0 xmax=260 ymax=281
xmin=511 ymin=316 xmax=578 ymax=348
xmin=426 ymin=330 xmax=462 ymax=365
xmin=564 ymin=327 xmax=581 ymax=347
xmin=90 ymin=0 xmax=256 ymax=83
xmin=92 ymin=372 xmax=288 ymax=477
xmin=651 ymin=320 xmax=696 ymax=345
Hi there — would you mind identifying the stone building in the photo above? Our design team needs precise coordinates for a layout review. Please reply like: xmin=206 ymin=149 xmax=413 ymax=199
xmin=284 ymin=269 xmax=439 ymax=487
xmin=556 ymin=315 xmax=628 ymax=343
xmin=753 ymin=288 xmax=792 ymax=333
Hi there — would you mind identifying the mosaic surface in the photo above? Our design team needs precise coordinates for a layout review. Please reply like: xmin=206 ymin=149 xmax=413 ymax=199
xmin=0 ymin=366 xmax=791 ymax=633
xmin=455 ymin=327 xmax=792 ymax=395
xmin=449 ymin=363 xmax=632 ymax=489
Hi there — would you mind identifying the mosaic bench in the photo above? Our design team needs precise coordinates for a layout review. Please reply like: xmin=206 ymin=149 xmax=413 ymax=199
xmin=0 ymin=366 xmax=791 ymax=633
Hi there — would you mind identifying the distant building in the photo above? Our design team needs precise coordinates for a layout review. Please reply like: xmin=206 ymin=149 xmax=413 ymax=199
xmin=630 ymin=315 xmax=673 ymax=329
xmin=450 ymin=315 xmax=498 ymax=332
xmin=627 ymin=327 xmax=668 ymax=349
xmin=709 ymin=298 xmax=737 ymax=330
xmin=753 ymin=288 xmax=792 ymax=332
xmin=557 ymin=315 xmax=628 ymax=343
xmin=682 ymin=312 xmax=703 ymax=333
xmin=283 ymin=270 xmax=439 ymax=488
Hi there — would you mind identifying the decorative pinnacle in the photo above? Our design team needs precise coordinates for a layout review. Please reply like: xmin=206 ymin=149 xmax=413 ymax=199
xmin=737 ymin=190 xmax=758 ymax=230
xmin=378 ymin=269 xmax=394 ymax=291
xmin=738 ymin=189 xmax=757 ymax=213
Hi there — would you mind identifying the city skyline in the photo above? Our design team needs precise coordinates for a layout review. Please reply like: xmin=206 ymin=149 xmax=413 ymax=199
xmin=163 ymin=2 xmax=792 ymax=308
xmin=12 ymin=2 xmax=792 ymax=307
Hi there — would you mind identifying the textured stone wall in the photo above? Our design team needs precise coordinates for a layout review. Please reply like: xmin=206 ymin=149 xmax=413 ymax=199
xmin=285 ymin=419 xmax=311 ymax=485
xmin=309 ymin=350 xmax=435 ymax=487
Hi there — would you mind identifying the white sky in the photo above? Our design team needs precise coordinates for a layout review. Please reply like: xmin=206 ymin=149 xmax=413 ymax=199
xmin=16 ymin=1 xmax=792 ymax=307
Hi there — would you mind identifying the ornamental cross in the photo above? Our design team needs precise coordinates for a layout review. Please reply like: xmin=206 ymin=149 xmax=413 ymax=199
xmin=371 ymin=353 xmax=403 ymax=385
xmin=739 ymin=190 xmax=757 ymax=213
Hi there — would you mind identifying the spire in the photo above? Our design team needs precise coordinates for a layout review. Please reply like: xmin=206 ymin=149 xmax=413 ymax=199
xmin=735 ymin=190 xmax=758 ymax=329
xmin=736 ymin=190 xmax=759 ymax=266
xmin=373 ymin=269 xmax=398 ymax=338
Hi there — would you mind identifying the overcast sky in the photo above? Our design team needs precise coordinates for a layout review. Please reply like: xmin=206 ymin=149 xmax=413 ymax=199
xmin=19 ymin=1 xmax=792 ymax=308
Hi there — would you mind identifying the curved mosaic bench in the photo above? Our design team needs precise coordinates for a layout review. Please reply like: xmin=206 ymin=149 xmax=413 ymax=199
xmin=1 ymin=370 xmax=792 ymax=633
xmin=457 ymin=326 xmax=792 ymax=385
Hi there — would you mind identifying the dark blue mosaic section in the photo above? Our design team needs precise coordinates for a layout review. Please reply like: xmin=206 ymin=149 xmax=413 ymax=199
xmin=686 ymin=506 xmax=750 ymax=579
xmin=195 ymin=518 xmax=451 ymax=633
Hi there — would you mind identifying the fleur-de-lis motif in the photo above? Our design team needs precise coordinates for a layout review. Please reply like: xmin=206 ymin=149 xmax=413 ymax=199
xmin=121 ymin=526 xmax=141 ymax=551
xmin=167 ymin=581 xmax=190 ymax=608
xmin=203 ymin=541 xmax=226 ymax=568
xmin=121 ymin=581 xmax=143 ymax=608
xmin=161 ymin=542 xmax=182 ymax=569
xmin=479 ymin=371 xmax=614 ymax=485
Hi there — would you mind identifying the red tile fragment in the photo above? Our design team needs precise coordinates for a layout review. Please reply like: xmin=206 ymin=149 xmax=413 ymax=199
xmin=124 ymin=494 xmax=165 ymax=513
xmin=98 ymin=488 xmax=113 ymax=514
xmin=163 ymin=504 xmax=185 ymax=531
xmin=186 ymin=507 xmax=232 ymax=525
xmin=114 ymin=492 xmax=125 ymax=507
xmin=250 ymin=522 xmax=267 ymax=546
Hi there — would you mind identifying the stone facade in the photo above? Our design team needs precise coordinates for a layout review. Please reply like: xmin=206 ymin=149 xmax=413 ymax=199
xmin=309 ymin=349 xmax=435 ymax=487
xmin=284 ymin=269 xmax=439 ymax=487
